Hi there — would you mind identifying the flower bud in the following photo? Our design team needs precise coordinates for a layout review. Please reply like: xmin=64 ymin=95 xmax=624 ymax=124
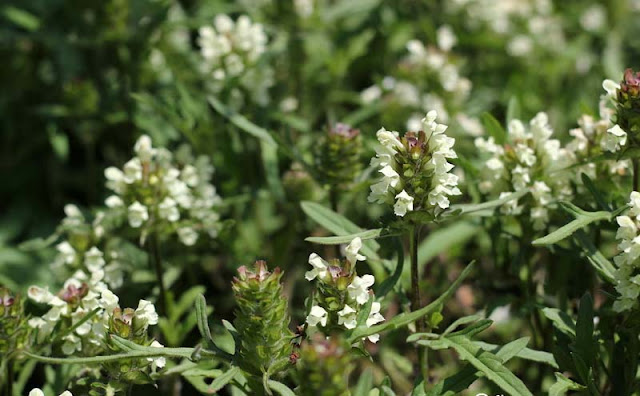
xmin=0 ymin=288 xmax=28 ymax=355
xmin=316 ymin=123 xmax=363 ymax=189
xmin=232 ymin=261 xmax=294 ymax=378
xmin=294 ymin=334 xmax=353 ymax=396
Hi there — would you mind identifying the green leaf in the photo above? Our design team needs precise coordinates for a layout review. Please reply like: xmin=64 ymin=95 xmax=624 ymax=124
xmin=418 ymin=335 xmax=532 ymax=396
xmin=573 ymin=230 xmax=616 ymax=284
xmin=301 ymin=201 xmax=380 ymax=259
xmin=1 ymin=6 xmax=40 ymax=31
xmin=196 ymin=294 xmax=214 ymax=347
xmin=580 ymin=173 xmax=611 ymax=211
xmin=425 ymin=337 xmax=530 ymax=396
xmin=375 ymin=237 xmax=404 ymax=298
xmin=208 ymin=96 xmax=277 ymax=146
xmin=443 ymin=314 xmax=483 ymax=335
xmin=548 ymin=372 xmax=586 ymax=396
xmin=532 ymin=202 xmax=613 ymax=246
xmin=542 ymin=308 xmax=576 ymax=337
xmin=506 ymin=97 xmax=521 ymax=123
xmin=185 ymin=366 xmax=240 ymax=394
xmin=268 ymin=380 xmax=297 ymax=396
xmin=449 ymin=190 xmax=528 ymax=216
xmin=352 ymin=368 xmax=374 ymax=396
xmin=474 ymin=341 xmax=559 ymax=369
xmin=305 ymin=229 xmax=383 ymax=245
xmin=480 ymin=112 xmax=507 ymax=145
xmin=347 ymin=261 xmax=474 ymax=343
xmin=573 ymin=293 xmax=595 ymax=366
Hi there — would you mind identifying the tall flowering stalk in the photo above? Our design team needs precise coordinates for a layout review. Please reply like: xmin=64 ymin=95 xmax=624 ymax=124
xmin=368 ymin=110 xmax=459 ymax=382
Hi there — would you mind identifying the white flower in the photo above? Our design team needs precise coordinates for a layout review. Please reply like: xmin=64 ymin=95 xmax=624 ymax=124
xmin=136 ymin=299 xmax=159 ymax=326
xmin=376 ymin=128 xmax=404 ymax=152
xmin=305 ymin=253 xmax=329 ymax=281
xmin=105 ymin=195 xmax=124 ymax=208
xmin=123 ymin=158 xmax=143 ymax=184
xmin=127 ymin=201 xmax=149 ymax=228
xmin=602 ymin=125 xmax=627 ymax=153
xmin=337 ymin=304 xmax=357 ymax=329
xmin=394 ymin=190 xmax=414 ymax=217
xmin=361 ymin=85 xmax=382 ymax=103
xmin=436 ymin=25 xmax=457 ymax=51
xmin=366 ymin=302 xmax=385 ymax=327
xmin=29 ymin=390 xmax=72 ymax=396
xmin=158 ymin=197 xmax=180 ymax=222
xmin=306 ymin=305 xmax=328 ymax=327
xmin=177 ymin=227 xmax=198 ymax=246
xmin=28 ymin=286 xmax=54 ymax=304
xmin=56 ymin=241 xmax=76 ymax=265
xmin=84 ymin=247 xmax=105 ymax=272
xmin=345 ymin=237 xmax=366 ymax=265
xmin=134 ymin=135 xmax=155 ymax=162
xmin=603 ymin=79 xmax=620 ymax=97
xmin=147 ymin=340 xmax=166 ymax=370
xmin=347 ymin=275 xmax=375 ymax=305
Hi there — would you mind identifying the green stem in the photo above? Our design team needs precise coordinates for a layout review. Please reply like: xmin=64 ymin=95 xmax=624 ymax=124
xmin=329 ymin=187 xmax=341 ymax=258
xmin=633 ymin=159 xmax=639 ymax=192
xmin=409 ymin=226 xmax=428 ymax=385
xmin=6 ymin=359 xmax=12 ymax=396
xmin=150 ymin=232 xmax=168 ymax=316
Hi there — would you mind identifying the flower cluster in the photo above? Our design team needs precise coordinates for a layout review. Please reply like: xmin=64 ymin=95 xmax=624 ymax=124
xmin=305 ymin=238 xmax=385 ymax=343
xmin=369 ymin=111 xmax=461 ymax=218
xmin=27 ymin=271 xmax=158 ymax=357
xmin=475 ymin=112 xmax=574 ymax=230
xmin=197 ymin=14 xmax=273 ymax=106
xmin=104 ymin=135 xmax=222 ymax=246
xmin=360 ymin=36 xmax=474 ymax=133
xmin=601 ymin=69 xmax=640 ymax=153
xmin=446 ymin=0 xmax=566 ymax=58
xmin=50 ymin=204 xmax=125 ymax=289
xmin=29 ymin=389 xmax=72 ymax=396
xmin=0 ymin=288 xmax=28 ymax=355
xmin=294 ymin=334 xmax=354 ymax=396
xmin=315 ymin=123 xmax=362 ymax=189
xmin=612 ymin=191 xmax=640 ymax=312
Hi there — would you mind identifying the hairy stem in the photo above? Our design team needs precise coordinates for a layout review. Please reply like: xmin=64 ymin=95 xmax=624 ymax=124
xmin=409 ymin=226 xmax=428 ymax=385
xmin=150 ymin=232 xmax=168 ymax=317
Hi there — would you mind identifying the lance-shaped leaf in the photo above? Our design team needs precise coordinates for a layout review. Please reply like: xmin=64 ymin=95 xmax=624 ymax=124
xmin=416 ymin=333 xmax=533 ymax=396
xmin=208 ymin=96 xmax=276 ymax=146
xmin=305 ymin=228 xmax=384 ymax=245
xmin=346 ymin=261 xmax=474 ymax=344
xmin=533 ymin=202 xmax=619 ymax=246
xmin=184 ymin=366 xmax=241 ymax=394
xmin=449 ymin=190 xmax=528 ymax=216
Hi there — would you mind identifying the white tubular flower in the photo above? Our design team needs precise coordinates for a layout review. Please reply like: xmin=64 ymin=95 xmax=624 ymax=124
xmin=158 ymin=197 xmax=180 ymax=222
xmin=134 ymin=135 xmax=155 ymax=162
xmin=376 ymin=128 xmax=404 ymax=153
xmin=147 ymin=340 xmax=167 ymax=370
xmin=136 ymin=299 xmax=159 ymax=326
xmin=56 ymin=241 xmax=76 ymax=265
xmin=123 ymin=158 xmax=143 ymax=184
xmin=366 ymin=302 xmax=385 ymax=327
xmin=306 ymin=305 xmax=328 ymax=327
xmin=337 ymin=304 xmax=357 ymax=329
xmin=394 ymin=190 xmax=415 ymax=217
xmin=84 ymin=247 xmax=105 ymax=272
xmin=612 ymin=191 xmax=640 ymax=311
xmin=127 ymin=201 xmax=149 ymax=228
xmin=305 ymin=253 xmax=329 ymax=281
xmin=29 ymin=390 xmax=73 ymax=396
xmin=344 ymin=237 xmax=366 ymax=265
xmin=177 ymin=227 xmax=199 ymax=246
xmin=347 ymin=275 xmax=375 ymax=305
xmin=603 ymin=79 xmax=620 ymax=98
xmin=601 ymin=125 xmax=627 ymax=153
